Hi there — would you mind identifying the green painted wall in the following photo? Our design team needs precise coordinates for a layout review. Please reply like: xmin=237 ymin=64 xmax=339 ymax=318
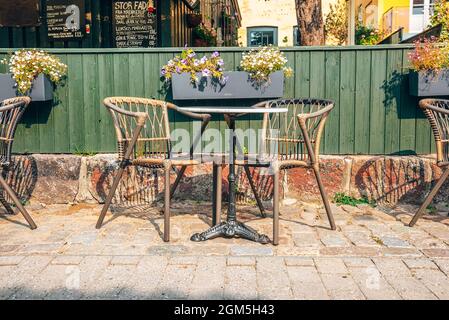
xmin=0 ymin=45 xmax=436 ymax=155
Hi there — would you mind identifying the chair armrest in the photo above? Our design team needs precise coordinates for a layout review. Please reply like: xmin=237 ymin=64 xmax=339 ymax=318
xmin=167 ymin=102 xmax=212 ymax=122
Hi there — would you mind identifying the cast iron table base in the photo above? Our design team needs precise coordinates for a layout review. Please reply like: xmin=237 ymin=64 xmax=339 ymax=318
xmin=191 ymin=220 xmax=271 ymax=244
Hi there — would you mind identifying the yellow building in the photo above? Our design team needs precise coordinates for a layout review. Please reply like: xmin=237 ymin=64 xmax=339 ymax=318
xmin=237 ymin=0 xmax=338 ymax=46
xmin=354 ymin=0 xmax=437 ymax=35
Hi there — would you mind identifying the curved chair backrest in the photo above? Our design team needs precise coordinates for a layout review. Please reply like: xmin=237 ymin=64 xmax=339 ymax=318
xmin=254 ymin=99 xmax=334 ymax=164
xmin=103 ymin=97 xmax=179 ymax=161
xmin=419 ymin=99 xmax=449 ymax=166
xmin=0 ymin=97 xmax=31 ymax=165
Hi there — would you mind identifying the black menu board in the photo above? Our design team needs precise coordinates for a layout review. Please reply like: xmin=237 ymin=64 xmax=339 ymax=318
xmin=47 ymin=0 xmax=85 ymax=40
xmin=181 ymin=0 xmax=200 ymax=9
xmin=113 ymin=0 xmax=157 ymax=48
xmin=0 ymin=0 xmax=40 ymax=27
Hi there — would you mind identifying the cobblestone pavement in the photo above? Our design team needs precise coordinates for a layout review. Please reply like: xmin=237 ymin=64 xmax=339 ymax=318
xmin=1 ymin=200 xmax=449 ymax=300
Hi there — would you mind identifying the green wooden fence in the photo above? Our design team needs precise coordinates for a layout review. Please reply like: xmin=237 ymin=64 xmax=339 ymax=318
xmin=0 ymin=45 xmax=437 ymax=155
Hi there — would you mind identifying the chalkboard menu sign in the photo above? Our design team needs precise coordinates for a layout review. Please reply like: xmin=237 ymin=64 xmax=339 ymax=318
xmin=47 ymin=0 xmax=86 ymax=40
xmin=0 ymin=0 xmax=40 ymax=27
xmin=113 ymin=0 xmax=157 ymax=48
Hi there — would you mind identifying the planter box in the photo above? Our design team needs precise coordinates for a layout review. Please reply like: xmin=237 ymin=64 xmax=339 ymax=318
xmin=172 ymin=71 xmax=284 ymax=100
xmin=0 ymin=73 xmax=53 ymax=101
xmin=409 ymin=69 xmax=449 ymax=97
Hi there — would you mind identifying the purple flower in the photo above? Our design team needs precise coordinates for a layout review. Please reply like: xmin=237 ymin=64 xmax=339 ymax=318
xmin=219 ymin=76 xmax=229 ymax=85
xmin=188 ymin=52 xmax=196 ymax=58
xmin=200 ymin=56 xmax=207 ymax=64
xmin=202 ymin=68 xmax=211 ymax=77
xmin=181 ymin=59 xmax=187 ymax=65
xmin=160 ymin=68 xmax=167 ymax=76
xmin=217 ymin=59 xmax=224 ymax=66
xmin=211 ymin=51 xmax=220 ymax=58
xmin=176 ymin=66 xmax=181 ymax=73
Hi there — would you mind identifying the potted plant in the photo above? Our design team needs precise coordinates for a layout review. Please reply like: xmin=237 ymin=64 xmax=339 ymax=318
xmin=187 ymin=11 xmax=202 ymax=28
xmin=192 ymin=25 xmax=217 ymax=47
xmin=161 ymin=47 xmax=293 ymax=100
xmin=0 ymin=49 xmax=67 ymax=101
xmin=408 ymin=38 xmax=449 ymax=96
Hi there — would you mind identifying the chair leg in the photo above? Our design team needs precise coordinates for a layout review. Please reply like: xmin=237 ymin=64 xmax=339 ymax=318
xmin=312 ymin=165 xmax=336 ymax=231
xmin=164 ymin=163 xmax=171 ymax=242
xmin=170 ymin=166 xmax=187 ymax=199
xmin=0 ymin=191 xmax=15 ymax=215
xmin=96 ymin=165 xmax=126 ymax=229
xmin=214 ymin=164 xmax=222 ymax=225
xmin=244 ymin=165 xmax=266 ymax=218
xmin=273 ymin=169 xmax=280 ymax=246
xmin=0 ymin=175 xmax=36 ymax=230
xmin=410 ymin=167 xmax=449 ymax=227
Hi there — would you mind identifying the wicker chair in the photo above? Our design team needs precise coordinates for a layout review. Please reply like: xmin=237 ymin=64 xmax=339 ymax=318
xmin=228 ymin=99 xmax=337 ymax=245
xmin=95 ymin=97 xmax=211 ymax=242
xmin=410 ymin=98 xmax=449 ymax=227
xmin=0 ymin=97 xmax=36 ymax=229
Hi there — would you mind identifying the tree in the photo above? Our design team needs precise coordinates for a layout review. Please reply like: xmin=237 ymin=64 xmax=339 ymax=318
xmin=430 ymin=0 xmax=449 ymax=41
xmin=325 ymin=0 xmax=348 ymax=45
xmin=295 ymin=0 xmax=325 ymax=45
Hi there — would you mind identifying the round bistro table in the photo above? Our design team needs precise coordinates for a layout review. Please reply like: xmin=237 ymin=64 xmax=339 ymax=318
xmin=178 ymin=105 xmax=288 ymax=244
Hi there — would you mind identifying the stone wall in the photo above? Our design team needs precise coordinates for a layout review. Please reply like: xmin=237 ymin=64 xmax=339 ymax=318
xmin=3 ymin=154 xmax=447 ymax=208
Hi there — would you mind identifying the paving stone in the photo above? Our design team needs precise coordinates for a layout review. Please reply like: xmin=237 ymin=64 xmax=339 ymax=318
xmin=256 ymin=257 xmax=292 ymax=299
xmin=169 ymin=256 xmax=198 ymax=265
xmin=402 ymin=258 xmax=438 ymax=270
xmin=189 ymin=257 xmax=226 ymax=300
xmin=314 ymin=258 xmax=348 ymax=274
xmin=0 ymin=256 xmax=25 ymax=266
xmin=2 ymin=255 xmax=53 ymax=299
xmin=110 ymin=256 xmax=142 ymax=265
xmin=413 ymin=269 xmax=449 ymax=299
xmin=343 ymin=258 xmax=374 ymax=268
xmin=320 ymin=274 xmax=365 ymax=300
xmin=121 ymin=256 xmax=168 ymax=299
xmin=85 ymin=264 xmax=137 ymax=299
xmin=373 ymin=258 xmax=411 ymax=276
xmin=51 ymin=256 xmax=83 ymax=265
xmin=157 ymin=264 xmax=196 ymax=299
xmin=379 ymin=236 xmax=412 ymax=248
xmin=224 ymin=266 xmax=257 ymax=300
xmin=319 ymin=246 xmax=380 ymax=257
xmin=286 ymin=266 xmax=329 ymax=300
xmin=292 ymin=232 xmax=321 ymax=248
xmin=318 ymin=230 xmax=350 ymax=247
xmin=433 ymin=259 xmax=449 ymax=276
xmin=344 ymin=232 xmax=380 ymax=247
xmin=227 ymin=256 xmax=256 ymax=266
xmin=284 ymin=257 xmax=315 ymax=267
xmin=381 ymin=274 xmax=437 ymax=300
xmin=348 ymin=267 xmax=401 ymax=300
xmin=230 ymin=246 xmax=273 ymax=256
xmin=422 ymin=249 xmax=449 ymax=258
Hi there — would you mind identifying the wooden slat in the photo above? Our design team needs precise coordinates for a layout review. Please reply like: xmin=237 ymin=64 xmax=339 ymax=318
xmin=339 ymin=50 xmax=356 ymax=154
xmin=369 ymin=50 xmax=387 ymax=154
xmin=324 ymin=50 xmax=340 ymax=154
xmin=354 ymin=50 xmax=371 ymax=154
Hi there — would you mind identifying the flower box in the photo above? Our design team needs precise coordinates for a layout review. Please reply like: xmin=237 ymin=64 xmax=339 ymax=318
xmin=409 ymin=69 xmax=449 ymax=97
xmin=171 ymin=71 xmax=284 ymax=100
xmin=0 ymin=73 xmax=53 ymax=102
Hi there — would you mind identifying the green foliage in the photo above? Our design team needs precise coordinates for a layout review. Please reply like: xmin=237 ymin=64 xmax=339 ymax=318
xmin=73 ymin=146 xmax=98 ymax=157
xmin=193 ymin=25 xmax=217 ymax=46
xmin=355 ymin=25 xmax=383 ymax=45
xmin=430 ymin=0 xmax=449 ymax=41
xmin=325 ymin=0 xmax=348 ymax=45
xmin=333 ymin=192 xmax=375 ymax=207
xmin=408 ymin=38 xmax=449 ymax=71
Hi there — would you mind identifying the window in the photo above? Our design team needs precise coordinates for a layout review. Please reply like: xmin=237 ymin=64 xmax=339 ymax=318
xmin=293 ymin=26 xmax=301 ymax=46
xmin=412 ymin=0 xmax=424 ymax=15
xmin=247 ymin=27 xmax=278 ymax=46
